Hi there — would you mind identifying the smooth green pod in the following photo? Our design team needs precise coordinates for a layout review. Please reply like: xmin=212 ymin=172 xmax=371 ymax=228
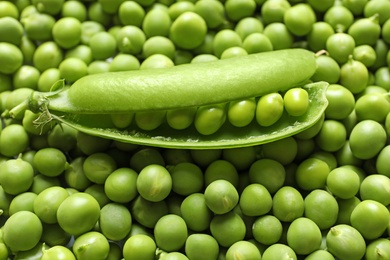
xmin=10 ymin=49 xmax=328 ymax=149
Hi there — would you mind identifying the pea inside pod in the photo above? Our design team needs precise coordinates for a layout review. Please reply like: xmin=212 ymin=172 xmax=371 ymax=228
xmin=9 ymin=49 xmax=328 ymax=149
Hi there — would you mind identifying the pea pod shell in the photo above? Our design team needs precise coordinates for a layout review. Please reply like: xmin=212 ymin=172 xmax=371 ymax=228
xmin=48 ymin=82 xmax=328 ymax=149
xmin=46 ymin=49 xmax=316 ymax=113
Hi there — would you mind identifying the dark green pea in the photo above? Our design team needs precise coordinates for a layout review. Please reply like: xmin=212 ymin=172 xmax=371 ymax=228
xmin=30 ymin=174 xmax=61 ymax=194
xmin=311 ymin=55 xmax=340 ymax=84
xmin=169 ymin=162 xmax=203 ymax=196
xmin=190 ymin=149 xmax=222 ymax=168
xmin=22 ymin=110 xmax=53 ymax=136
xmin=307 ymin=0 xmax=335 ymax=13
xmin=326 ymin=32 xmax=356 ymax=64
xmin=348 ymin=15 xmax=381 ymax=46
xmin=19 ymin=36 xmax=36 ymax=65
xmin=295 ymin=138 xmax=315 ymax=162
xmin=47 ymin=123 xmax=78 ymax=153
xmin=306 ymin=21 xmax=335 ymax=52
xmin=135 ymin=110 xmax=166 ymax=131
xmin=210 ymin=211 xmax=246 ymax=248
xmin=168 ymin=1 xmax=194 ymax=20
xmin=222 ymin=146 xmax=256 ymax=171
xmin=87 ymin=2 xmax=112 ymax=28
xmin=131 ymin=195 xmax=169 ymax=229
xmin=129 ymin=148 xmax=165 ymax=173
xmin=0 ymin=74 xmax=12 ymax=93
xmin=174 ymin=50 xmax=193 ymax=65
xmin=263 ymin=22 xmax=294 ymax=50
xmin=335 ymin=141 xmax=363 ymax=167
xmin=272 ymin=186 xmax=304 ymax=222
xmin=249 ymin=159 xmax=285 ymax=194
xmin=261 ymin=137 xmax=297 ymax=165
xmin=110 ymin=113 xmax=134 ymax=129
xmin=294 ymin=113 xmax=324 ymax=140
xmin=372 ymin=39 xmax=389 ymax=70
xmin=324 ymin=5 xmax=354 ymax=32
xmin=64 ymin=157 xmax=91 ymax=191
xmin=21 ymin=12 xmax=55 ymax=41
xmin=76 ymin=131 xmax=112 ymax=155
xmin=83 ymin=152 xmax=117 ymax=184
xmin=204 ymin=159 xmax=239 ymax=188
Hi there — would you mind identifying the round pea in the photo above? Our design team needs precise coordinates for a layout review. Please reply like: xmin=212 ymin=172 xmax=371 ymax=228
xmin=239 ymin=183 xmax=272 ymax=216
xmin=315 ymin=120 xmax=347 ymax=152
xmin=52 ymin=17 xmax=81 ymax=49
xmin=224 ymin=0 xmax=256 ymax=22
xmin=204 ymin=179 xmax=238 ymax=214
xmin=283 ymin=3 xmax=316 ymax=36
xmin=154 ymin=214 xmax=188 ymax=252
xmin=123 ymin=234 xmax=156 ymax=260
xmin=185 ymin=234 xmax=219 ymax=260
xmin=272 ymin=186 xmax=304 ymax=222
xmin=180 ymin=193 xmax=213 ymax=232
xmin=255 ymin=92 xmax=284 ymax=127
xmin=0 ymin=42 xmax=23 ymax=74
xmin=72 ymin=231 xmax=110 ymax=260
xmin=287 ymin=217 xmax=322 ymax=255
xmin=326 ymin=167 xmax=360 ymax=199
xmin=142 ymin=8 xmax=171 ymax=38
xmin=260 ymin=0 xmax=291 ymax=25
xmin=283 ymin=88 xmax=309 ymax=117
xmin=324 ymin=84 xmax=355 ymax=120
xmin=209 ymin=211 xmax=246 ymax=247
xmin=137 ymin=164 xmax=172 ymax=202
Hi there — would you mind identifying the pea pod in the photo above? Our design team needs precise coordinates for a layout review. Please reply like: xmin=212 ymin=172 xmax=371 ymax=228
xmin=9 ymin=49 xmax=328 ymax=149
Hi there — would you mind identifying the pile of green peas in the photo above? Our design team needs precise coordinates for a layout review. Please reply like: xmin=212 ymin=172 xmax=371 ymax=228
xmin=1 ymin=0 xmax=390 ymax=259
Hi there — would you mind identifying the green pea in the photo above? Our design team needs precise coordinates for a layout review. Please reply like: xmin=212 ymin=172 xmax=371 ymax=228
xmin=210 ymin=211 xmax=246 ymax=248
xmin=154 ymin=214 xmax=188 ymax=252
xmin=348 ymin=15 xmax=381 ymax=46
xmin=0 ymin=17 xmax=23 ymax=46
xmin=224 ymin=0 xmax=256 ymax=22
xmin=261 ymin=244 xmax=297 ymax=260
xmin=359 ymin=174 xmax=390 ymax=206
xmin=350 ymin=120 xmax=387 ymax=159
xmin=204 ymin=179 xmax=238 ymax=214
xmin=88 ymin=60 xmax=110 ymax=75
xmin=260 ymin=0 xmax=291 ymax=25
xmin=341 ymin=0 xmax=367 ymax=16
xmin=374 ymin=67 xmax=390 ymax=90
xmin=252 ymin=215 xmax=282 ymax=245
xmin=335 ymin=141 xmax=363 ymax=167
xmin=118 ymin=0 xmax=145 ymax=27
xmin=168 ymin=1 xmax=195 ymax=20
xmin=307 ymin=22 xmax=335 ymax=52
xmin=315 ymin=119 xmax=347 ymax=152
xmin=212 ymin=29 xmax=242 ymax=58
xmin=169 ymin=162 xmax=203 ymax=196
xmin=41 ymin=245 xmax=75 ymax=260
xmin=365 ymin=239 xmax=390 ymax=260
xmin=37 ymin=68 xmax=61 ymax=92
xmin=0 ymin=1 xmax=19 ymax=18
xmin=364 ymin=0 xmax=390 ymax=25
xmin=242 ymin=32 xmax=273 ymax=53
xmin=130 ymin=195 xmax=168 ymax=228
xmin=89 ymin=31 xmax=117 ymax=60
xmin=65 ymin=45 xmax=93 ymax=65
xmin=59 ymin=57 xmax=88 ymax=84
xmin=0 ymin=124 xmax=29 ymax=157
xmin=255 ymin=92 xmax=284 ymax=127
xmin=355 ymin=93 xmax=390 ymax=122
xmin=0 ymin=42 xmax=23 ymax=74
xmin=13 ymin=65 xmax=40 ymax=90
xmin=33 ymin=186 xmax=69 ymax=224
xmin=324 ymin=83 xmax=355 ymax=120
xmin=61 ymin=0 xmax=87 ymax=22
xmin=226 ymin=241 xmax=261 ymax=260
xmin=142 ymin=8 xmax=171 ymax=37
xmin=136 ymin=164 xmax=172 ymax=202
xmin=87 ymin=2 xmax=111 ymax=28
xmin=324 ymin=5 xmax=354 ymax=32
xmin=142 ymin=36 xmax=176 ymax=59
xmin=83 ymin=152 xmax=116 ymax=184
xmin=21 ymin=12 xmax=55 ymax=42
xmin=249 ymin=159 xmax=285 ymax=194
xmin=326 ymin=32 xmax=356 ymax=64
xmin=287 ymin=217 xmax=322 ymax=255
xmin=109 ymin=54 xmax=140 ymax=72
xmin=0 ymin=157 xmax=34 ymax=195
xmin=185 ymin=234 xmax=219 ymax=260
xmin=140 ymin=54 xmax=174 ymax=70
xmin=64 ymin=157 xmax=91 ymax=191
xmin=273 ymin=186 xmax=304 ymax=222
xmin=166 ymin=107 xmax=196 ymax=130
xmin=123 ymin=234 xmax=156 ymax=260
xmin=295 ymin=158 xmax=329 ymax=191
xmin=283 ymin=87 xmax=309 ymax=117
xmin=80 ymin=20 xmax=105 ymax=45
xmin=194 ymin=0 xmax=225 ymax=29
xmin=194 ymin=104 xmax=226 ymax=135
xmin=116 ymin=25 xmax=146 ymax=55
xmin=180 ymin=193 xmax=213 ymax=232
xmin=311 ymin=55 xmax=340 ymax=84
xmin=263 ymin=22 xmax=294 ymax=50
xmin=99 ymin=203 xmax=132 ymax=241
xmin=220 ymin=46 xmax=248 ymax=59
xmin=47 ymin=123 xmax=78 ymax=152
xmin=52 ymin=17 xmax=81 ymax=49
xmin=32 ymin=41 xmax=63 ymax=72
xmin=353 ymin=44 xmax=377 ymax=67
xmin=284 ymin=3 xmax=316 ymax=36
xmin=304 ymin=189 xmax=338 ymax=230
xmin=239 ymin=183 xmax=272 ymax=217
xmin=72 ymin=231 xmax=110 ymax=260
xmin=9 ymin=192 xmax=37 ymax=215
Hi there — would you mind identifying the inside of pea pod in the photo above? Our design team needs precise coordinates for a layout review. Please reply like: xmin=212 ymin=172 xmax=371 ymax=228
xmin=49 ymin=81 xmax=328 ymax=149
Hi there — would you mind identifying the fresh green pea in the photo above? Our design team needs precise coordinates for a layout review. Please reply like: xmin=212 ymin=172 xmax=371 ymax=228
xmin=3 ymin=211 xmax=42 ymax=252
xmin=352 ymin=44 xmax=377 ymax=67
xmin=210 ymin=211 xmax=246 ymax=248
xmin=239 ymin=183 xmax=272 ymax=216
xmin=123 ymin=234 xmax=156 ymax=260
xmin=0 ymin=42 xmax=23 ymax=74
xmin=65 ymin=45 xmax=93 ymax=65
xmin=359 ymin=174 xmax=390 ymax=206
xmin=295 ymin=158 xmax=329 ymax=191
xmin=109 ymin=54 xmax=140 ymax=72
xmin=212 ymin=29 xmax=242 ymax=58
xmin=372 ymin=39 xmax=389 ymax=70
xmin=135 ymin=110 xmax=166 ymax=130
xmin=304 ymin=189 xmax=338 ymax=230
xmin=137 ymin=164 xmax=172 ymax=202
xmin=33 ymin=148 xmax=68 ymax=177
xmin=72 ymin=231 xmax=110 ymax=260
xmin=47 ymin=123 xmax=78 ymax=152
xmin=326 ymin=32 xmax=356 ymax=64
xmin=0 ymin=1 xmax=19 ymax=18
xmin=220 ymin=46 xmax=248 ymax=59
xmin=226 ymin=240 xmax=261 ymax=260
xmin=0 ymin=17 xmax=23 ymax=46
xmin=335 ymin=141 xmax=363 ymax=167
xmin=191 ymin=54 xmax=218 ymax=63
xmin=355 ymin=93 xmax=390 ymax=122
xmin=324 ymin=4 xmax=354 ymax=32
xmin=140 ymin=54 xmax=174 ymax=69
xmin=193 ymin=0 xmax=225 ymax=29
xmin=33 ymin=186 xmax=69 ymax=224
xmin=170 ymin=12 xmax=207 ymax=50
xmin=80 ymin=20 xmax=105 ymax=45
xmin=349 ymin=120 xmax=387 ymax=159
xmin=154 ymin=214 xmax=188 ymax=252
xmin=315 ymin=119 xmax=347 ymax=152
xmin=260 ymin=0 xmax=291 ymax=25
xmin=83 ymin=152 xmax=117 ymax=184
xmin=32 ymin=41 xmax=63 ymax=72
xmin=222 ymin=146 xmax=256 ymax=171
xmin=87 ymin=2 xmax=111 ymax=28
xmin=190 ymin=149 xmax=222 ymax=168
xmin=348 ymin=15 xmax=381 ymax=46
xmin=30 ymin=174 xmax=61 ymax=194
xmin=261 ymin=244 xmax=297 ymax=260
xmin=169 ymin=162 xmax=203 ymax=196
xmin=61 ymin=0 xmax=87 ymax=22
xmin=365 ymin=238 xmax=390 ymax=260
xmin=263 ymin=22 xmax=294 ymax=50
xmin=173 ymin=50 xmax=193 ymax=65
xmin=52 ymin=17 xmax=81 ymax=49
xmin=311 ymin=55 xmax=340 ymax=84
xmin=204 ymin=179 xmax=238 ymax=214
xmin=41 ymin=245 xmax=75 ymax=260
xmin=340 ymin=56 xmax=369 ymax=94
xmin=168 ymin=1 xmax=195 ymax=20
xmin=130 ymin=195 xmax=169 ymax=228
xmin=342 ymin=0 xmax=367 ymax=15
xmin=180 ymin=193 xmax=212 ymax=232
xmin=224 ymin=0 xmax=256 ymax=22
xmin=194 ymin=104 xmax=226 ymax=135
xmin=0 ymin=157 xmax=34 ymax=195
xmin=185 ymin=234 xmax=219 ymax=260
xmin=283 ymin=87 xmax=309 ymax=117
xmin=364 ymin=0 xmax=390 ymax=25
xmin=99 ymin=203 xmax=132 ymax=241
xmin=59 ymin=57 xmax=88 ymax=84
xmin=327 ymin=167 xmax=360 ymax=199
xmin=37 ymin=68 xmax=61 ymax=92
xmin=89 ymin=31 xmax=117 ymax=60
xmin=324 ymin=84 xmax=355 ymax=120
xmin=242 ymin=32 xmax=273 ymax=53
xmin=287 ymin=217 xmax=322 ymax=255
xmin=284 ymin=3 xmax=316 ymax=36
xmin=88 ymin=60 xmax=110 ymax=75
xmin=382 ymin=18 xmax=390 ymax=44
xmin=252 ymin=215 xmax=282 ymax=245
xmin=142 ymin=8 xmax=171 ymax=37
xmin=118 ymin=1 xmax=145 ymax=27
xmin=307 ymin=22 xmax=335 ymax=52
xmin=272 ymin=186 xmax=304 ymax=222
xmin=142 ymin=36 xmax=176 ymax=59
xmin=227 ymin=98 xmax=256 ymax=128
xmin=63 ymin=157 xmax=91 ymax=191
xmin=255 ymin=92 xmax=284 ymax=127
xmin=21 ymin=12 xmax=55 ymax=42
xmin=326 ymin=224 xmax=366 ymax=260
xmin=307 ymin=0 xmax=335 ymax=12
xmin=374 ymin=67 xmax=390 ymax=90
xmin=116 ymin=25 xmax=145 ymax=55
xmin=9 ymin=192 xmax=37 ymax=215
xmin=249 ymin=159 xmax=285 ymax=194
xmin=166 ymin=107 xmax=196 ymax=130
xmin=0 ymin=124 xmax=29 ymax=157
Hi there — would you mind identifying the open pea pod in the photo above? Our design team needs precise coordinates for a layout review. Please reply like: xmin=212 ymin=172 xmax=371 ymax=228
xmin=8 ymin=49 xmax=328 ymax=149
xmin=40 ymin=82 xmax=328 ymax=149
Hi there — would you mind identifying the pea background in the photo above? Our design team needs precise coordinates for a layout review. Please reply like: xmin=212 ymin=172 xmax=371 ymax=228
xmin=0 ymin=0 xmax=390 ymax=259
